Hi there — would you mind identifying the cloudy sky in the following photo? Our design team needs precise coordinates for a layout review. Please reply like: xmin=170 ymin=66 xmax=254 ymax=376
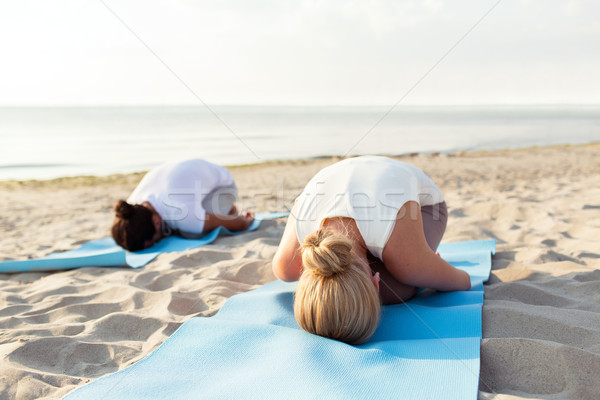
xmin=0 ymin=0 xmax=598 ymax=106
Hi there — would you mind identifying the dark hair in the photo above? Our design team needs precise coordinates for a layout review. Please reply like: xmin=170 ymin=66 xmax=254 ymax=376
xmin=111 ymin=200 xmax=156 ymax=251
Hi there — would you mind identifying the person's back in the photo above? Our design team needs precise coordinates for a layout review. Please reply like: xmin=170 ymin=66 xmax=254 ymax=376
xmin=295 ymin=156 xmax=444 ymax=259
xmin=127 ymin=159 xmax=235 ymax=235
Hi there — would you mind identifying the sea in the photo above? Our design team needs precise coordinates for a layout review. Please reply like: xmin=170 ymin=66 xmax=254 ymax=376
xmin=0 ymin=105 xmax=599 ymax=181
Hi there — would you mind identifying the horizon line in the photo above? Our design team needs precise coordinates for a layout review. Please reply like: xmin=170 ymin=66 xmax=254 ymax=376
xmin=1 ymin=102 xmax=600 ymax=109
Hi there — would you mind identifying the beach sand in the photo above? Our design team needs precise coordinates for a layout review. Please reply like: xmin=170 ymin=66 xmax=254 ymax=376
xmin=1 ymin=143 xmax=599 ymax=400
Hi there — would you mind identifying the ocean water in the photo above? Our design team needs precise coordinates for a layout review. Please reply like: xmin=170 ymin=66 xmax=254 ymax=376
xmin=0 ymin=105 xmax=598 ymax=181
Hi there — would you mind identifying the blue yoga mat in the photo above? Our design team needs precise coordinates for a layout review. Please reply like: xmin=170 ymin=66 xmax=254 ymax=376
xmin=65 ymin=239 xmax=495 ymax=400
xmin=0 ymin=212 xmax=289 ymax=273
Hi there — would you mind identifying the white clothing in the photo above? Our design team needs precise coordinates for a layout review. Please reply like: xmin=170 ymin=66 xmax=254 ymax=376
xmin=295 ymin=156 xmax=444 ymax=260
xmin=128 ymin=159 xmax=234 ymax=234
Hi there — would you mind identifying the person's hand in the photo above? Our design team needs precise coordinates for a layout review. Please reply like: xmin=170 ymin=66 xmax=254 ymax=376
xmin=238 ymin=210 xmax=255 ymax=230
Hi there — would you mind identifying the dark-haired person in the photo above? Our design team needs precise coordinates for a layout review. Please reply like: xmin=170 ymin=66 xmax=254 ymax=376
xmin=112 ymin=159 xmax=254 ymax=251
xmin=272 ymin=156 xmax=470 ymax=345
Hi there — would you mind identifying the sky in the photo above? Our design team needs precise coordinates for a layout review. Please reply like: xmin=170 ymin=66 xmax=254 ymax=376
xmin=0 ymin=0 xmax=599 ymax=106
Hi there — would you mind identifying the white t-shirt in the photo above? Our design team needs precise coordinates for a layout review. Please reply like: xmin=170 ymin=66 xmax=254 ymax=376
xmin=128 ymin=159 xmax=234 ymax=234
xmin=295 ymin=156 xmax=444 ymax=260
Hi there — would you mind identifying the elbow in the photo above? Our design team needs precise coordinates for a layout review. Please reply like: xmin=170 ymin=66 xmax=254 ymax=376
xmin=272 ymin=255 xmax=290 ymax=282
xmin=272 ymin=265 xmax=286 ymax=281
xmin=273 ymin=268 xmax=296 ymax=282
xmin=272 ymin=256 xmax=300 ymax=282
xmin=277 ymin=274 xmax=297 ymax=283
xmin=274 ymin=269 xmax=298 ymax=282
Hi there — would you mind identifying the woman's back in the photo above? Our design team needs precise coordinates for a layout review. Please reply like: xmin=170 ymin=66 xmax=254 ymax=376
xmin=295 ymin=156 xmax=444 ymax=259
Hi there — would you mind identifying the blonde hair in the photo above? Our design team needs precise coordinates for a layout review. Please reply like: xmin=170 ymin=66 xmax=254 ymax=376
xmin=294 ymin=229 xmax=381 ymax=345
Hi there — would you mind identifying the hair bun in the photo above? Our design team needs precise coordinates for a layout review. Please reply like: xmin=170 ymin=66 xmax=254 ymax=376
xmin=114 ymin=200 xmax=135 ymax=219
xmin=301 ymin=230 xmax=354 ymax=277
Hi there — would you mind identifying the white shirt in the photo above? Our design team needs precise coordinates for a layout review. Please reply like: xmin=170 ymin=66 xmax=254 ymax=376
xmin=128 ymin=159 xmax=234 ymax=234
xmin=295 ymin=156 xmax=444 ymax=260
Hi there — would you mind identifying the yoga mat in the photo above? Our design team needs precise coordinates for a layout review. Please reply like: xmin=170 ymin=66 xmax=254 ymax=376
xmin=65 ymin=239 xmax=495 ymax=400
xmin=0 ymin=212 xmax=289 ymax=273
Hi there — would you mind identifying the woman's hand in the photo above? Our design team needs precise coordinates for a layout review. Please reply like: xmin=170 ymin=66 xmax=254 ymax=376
xmin=237 ymin=211 xmax=255 ymax=231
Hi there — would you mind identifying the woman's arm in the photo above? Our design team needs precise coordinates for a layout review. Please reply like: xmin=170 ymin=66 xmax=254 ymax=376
xmin=382 ymin=202 xmax=471 ymax=292
xmin=272 ymin=202 xmax=303 ymax=282
xmin=203 ymin=211 xmax=255 ymax=232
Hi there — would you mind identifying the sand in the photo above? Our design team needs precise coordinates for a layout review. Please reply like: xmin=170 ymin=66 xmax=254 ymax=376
xmin=1 ymin=143 xmax=599 ymax=400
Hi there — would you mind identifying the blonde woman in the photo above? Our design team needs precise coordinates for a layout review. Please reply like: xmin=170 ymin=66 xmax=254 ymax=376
xmin=272 ymin=156 xmax=470 ymax=345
